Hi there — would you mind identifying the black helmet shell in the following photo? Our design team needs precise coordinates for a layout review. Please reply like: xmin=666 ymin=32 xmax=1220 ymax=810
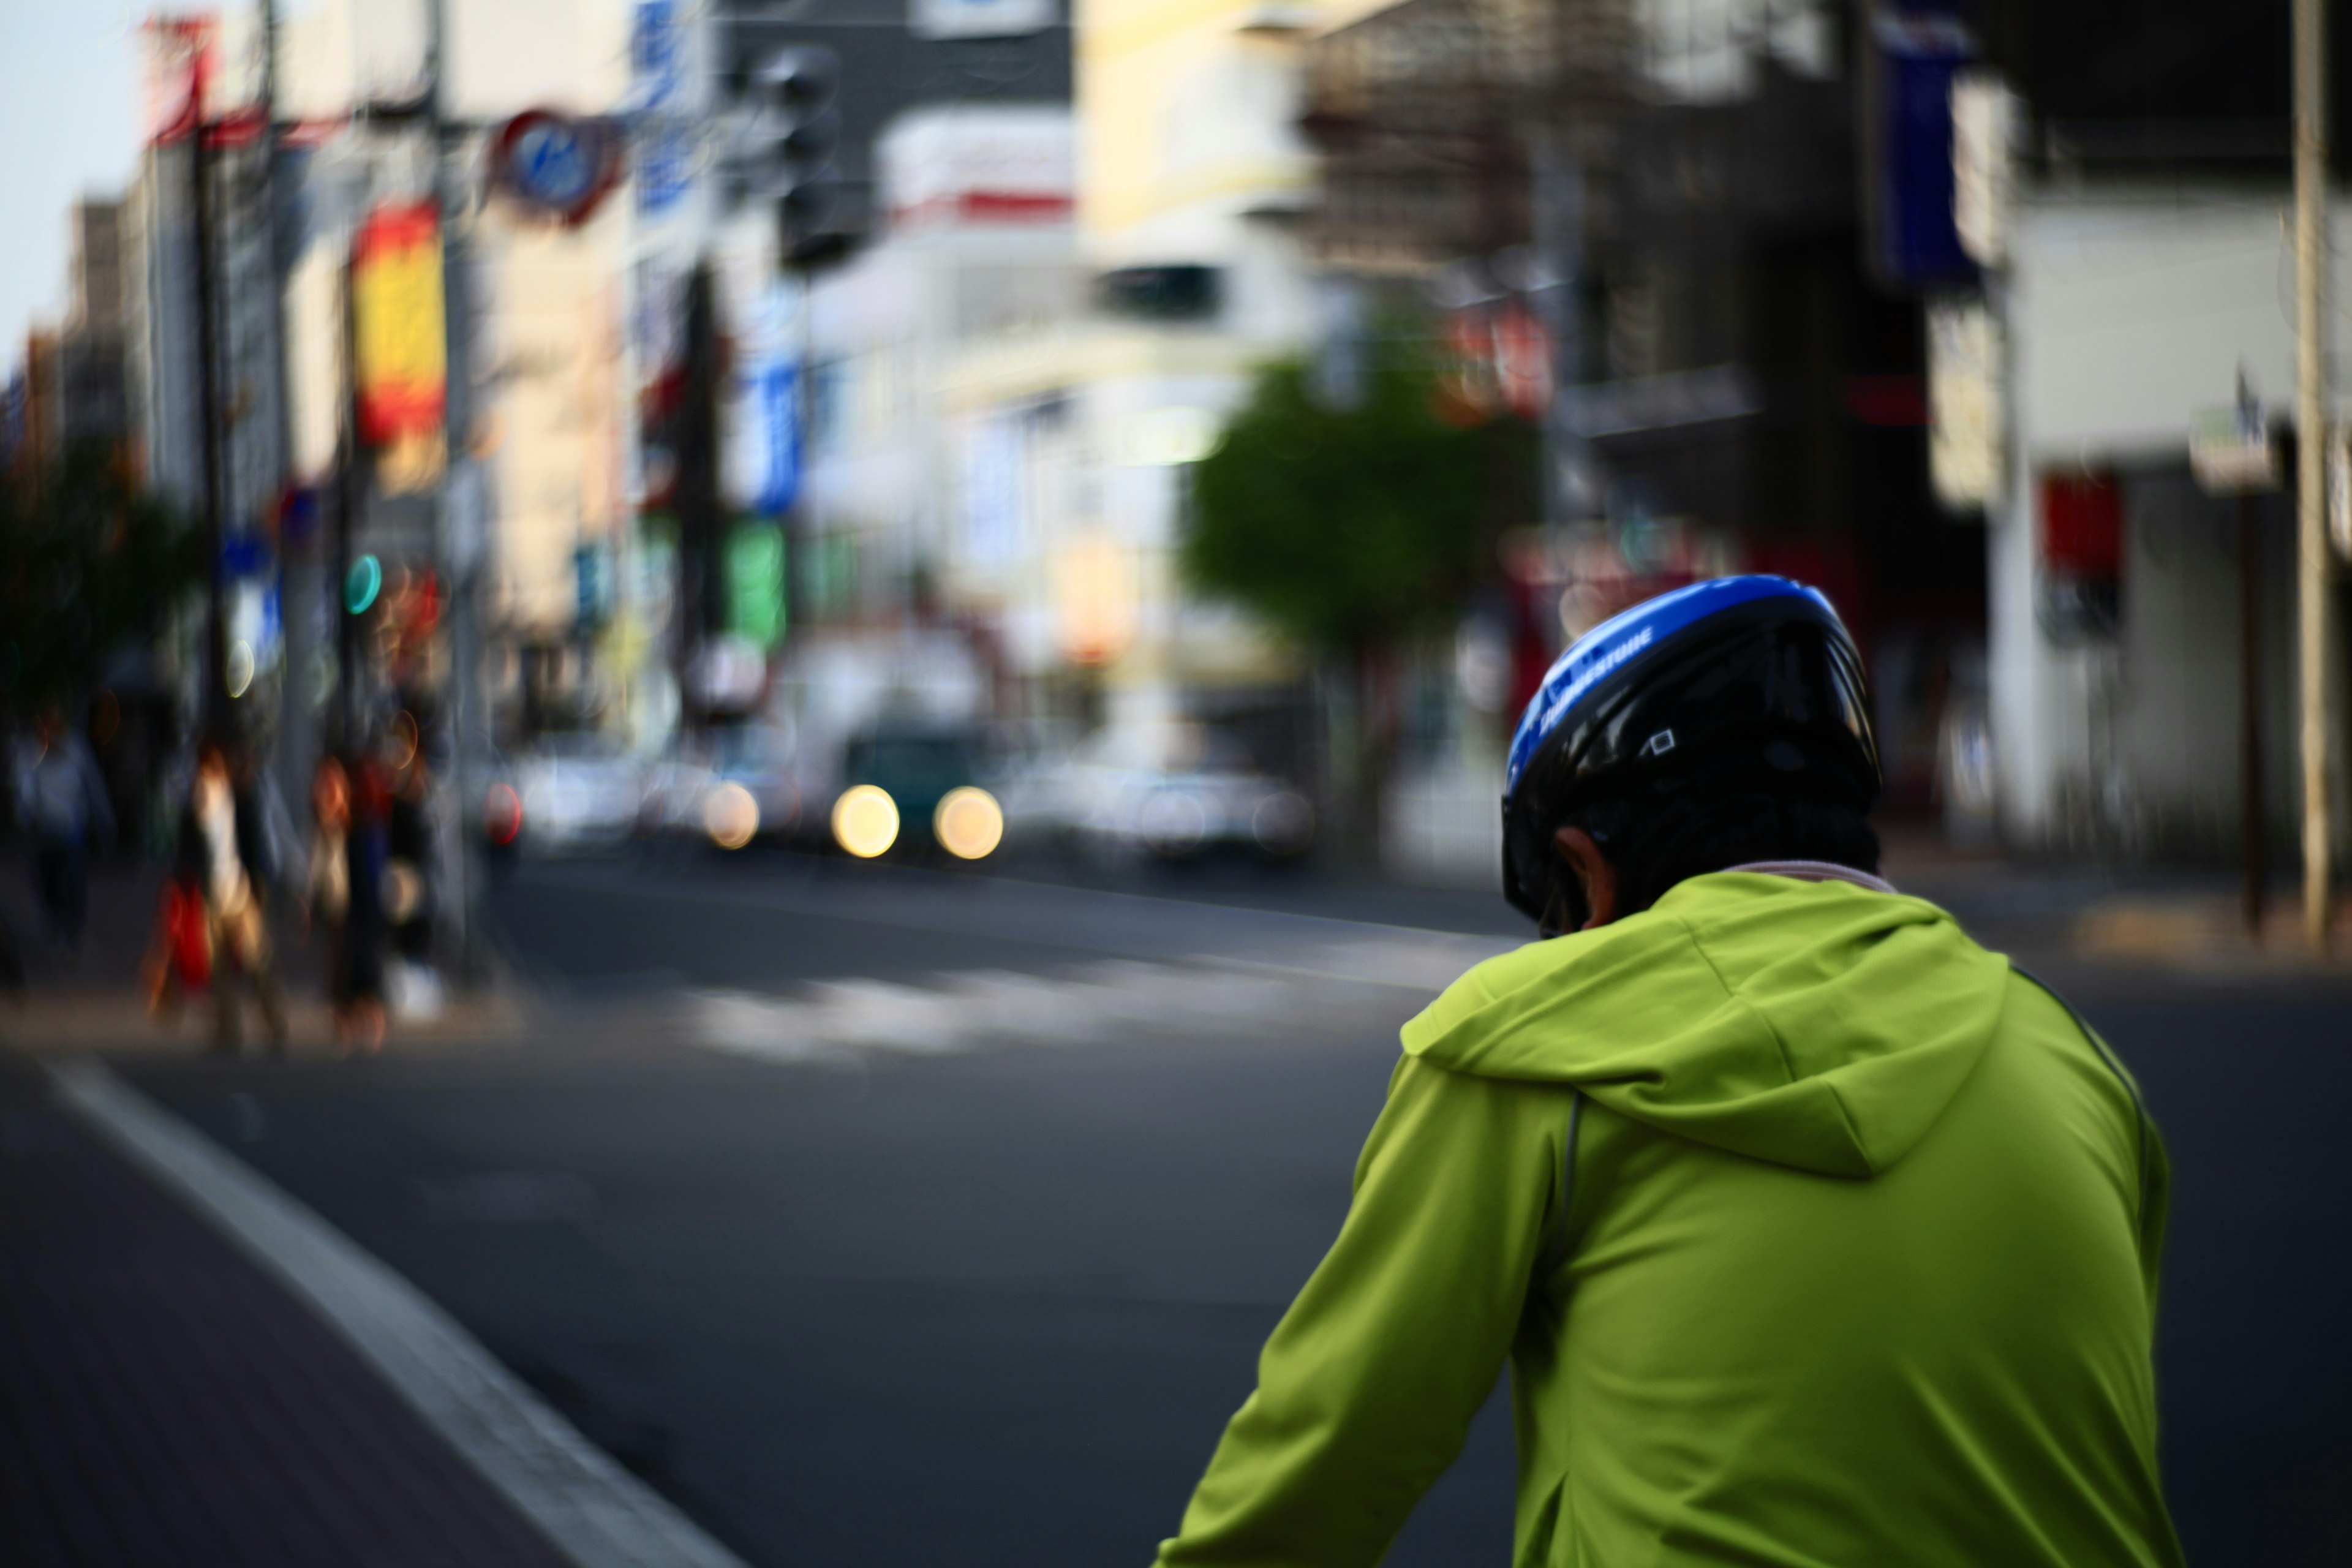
xmin=1501 ymin=575 xmax=1880 ymax=924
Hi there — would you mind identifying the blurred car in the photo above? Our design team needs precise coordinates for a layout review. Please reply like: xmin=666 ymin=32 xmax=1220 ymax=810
xmin=832 ymin=722 xmax=1003 ymax=861
xmin=698 ymin=721 xmax=809 ymax=847
xmin=640 ymin=722 xmax=808 ymax=848
xmin=1065 ymin=729 xmax=1313 ymax=862
xmin=508 ymin=731 xmax=646 ymax=854
xmin=982 ymin=720 xmax=1088 ymax=856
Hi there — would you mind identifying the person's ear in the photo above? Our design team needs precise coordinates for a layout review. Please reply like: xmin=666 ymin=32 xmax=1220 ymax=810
xmin=1552 ymin=825 xmax=1619 ymax=930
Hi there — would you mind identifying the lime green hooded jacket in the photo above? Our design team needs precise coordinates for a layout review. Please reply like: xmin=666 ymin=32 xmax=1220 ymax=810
xmin=1156 ymin=872 xmax=2183 ymax=1568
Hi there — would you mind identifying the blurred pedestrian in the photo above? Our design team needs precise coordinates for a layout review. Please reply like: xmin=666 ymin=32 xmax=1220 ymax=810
xmin=382 ymin=752 xmax=442 ymax=1019
xmin=1155 ymin=578 xmax=2183 ymax=1568
xmin=10 ymin=705 xmax=115 ymax=954
xmin=178 ymin=739 xmax=287 ymax=1055
xmin=306 ymin=755 xmax=385 ymax=1052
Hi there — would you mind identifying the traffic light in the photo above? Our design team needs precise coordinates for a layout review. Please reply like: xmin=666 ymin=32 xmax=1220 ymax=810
xmin=744 ymin=46 xmax=840 ymax=253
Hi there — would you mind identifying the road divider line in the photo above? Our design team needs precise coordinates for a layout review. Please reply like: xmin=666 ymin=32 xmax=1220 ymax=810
xmin=44 ymin=1057 xmax=748 ymax=1568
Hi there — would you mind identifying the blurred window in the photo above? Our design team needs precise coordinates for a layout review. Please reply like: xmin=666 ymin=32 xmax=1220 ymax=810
xmin=1098 ymin=265 xmax=1223 ymax=323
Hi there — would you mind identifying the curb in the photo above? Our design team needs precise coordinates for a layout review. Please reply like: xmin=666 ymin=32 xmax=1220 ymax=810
xmin=43 ymin=1057 xmax=747 ymax=1568
xmin=2072 ymin=894 xmax=2352 ymax=975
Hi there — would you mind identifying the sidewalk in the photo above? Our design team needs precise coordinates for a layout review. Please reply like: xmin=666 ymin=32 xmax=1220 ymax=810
xmin=1877 ymin=826 xmax=2352 ymax=978
xmin=0 ymin=853 xmax=528 ymax=1054
xmin=0 ymin=1056 xmax=575 ymax=1567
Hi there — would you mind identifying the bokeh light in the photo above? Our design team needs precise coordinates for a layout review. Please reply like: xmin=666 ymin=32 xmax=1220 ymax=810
xmin=705 ymin=781 xmax=761 ymax=850
xmin=344 ymin=554 xmax=383 ymax=614
xmin=484 ymin=782 xmax=523 ymax=846
xmin=832 ymin=785 xmax=899 ymax=858
xmin=933 ymin=786 xmax=1004 ymax=861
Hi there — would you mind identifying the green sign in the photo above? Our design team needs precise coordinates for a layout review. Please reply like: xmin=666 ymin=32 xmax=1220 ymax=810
xmin=726 ymin=522 xmax=786 ymax=649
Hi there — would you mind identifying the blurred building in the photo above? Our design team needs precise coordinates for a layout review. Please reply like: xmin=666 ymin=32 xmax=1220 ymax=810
xmin=1957 ymin=0 xmax=2351 ymax=869
xmin=1304 ymin=0 xmax=1986 ymax=880
xmin=121 ymin=9 xmax=295 ymax=758
xmin=794 ymin=104 xmax=1085 ymax=755
xmin=15 ymin=331 xmax=63 ymax=474
xmin=273 ymin=0 xmax=636 ymax=747
xmin=859 ymin=0 xmax=1346 ymax=777
xmin=623 ymin=0 xmax=1078 ymax=754
xmin=59 ymin=200 xmax=135 ymax=462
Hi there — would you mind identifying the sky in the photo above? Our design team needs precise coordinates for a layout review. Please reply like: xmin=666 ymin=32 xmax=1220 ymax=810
xmin=0 ymin=1 xmax=143 ymax=357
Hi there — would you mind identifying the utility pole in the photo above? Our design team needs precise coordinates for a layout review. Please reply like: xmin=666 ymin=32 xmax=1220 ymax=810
xmin=674 ymin=262 xmax=722 ymax=729
xmin=429 ymin=0 xmax=486 ymax=982
xmin=190 ymin=67 xmax=227 ymax=741
xmin=2241 ymin=481 xmax=2266 ymax=934
xmin=2293 ymin=0 xmax=2335 ymax=954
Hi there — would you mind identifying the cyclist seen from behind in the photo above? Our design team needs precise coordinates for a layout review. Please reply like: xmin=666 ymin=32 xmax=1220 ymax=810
xmin=1153 ymin=575 xmax=2182 ymax=1568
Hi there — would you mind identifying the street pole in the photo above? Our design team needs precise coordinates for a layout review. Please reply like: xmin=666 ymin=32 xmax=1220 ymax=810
xmin=336 ymin=263 xmax=361 ymax=748
xmin=2293 ymin=0 xmax=2334 ymax=954
xmin=675 ymin=262 xmax=722 ymax=731
xmin=430 ymin=0 xmax=486 ymax=983
xmin=2241 ymin=486 xmax=2266 ymax=935
xmin=190 ymin=90 xmax=227 ymax=741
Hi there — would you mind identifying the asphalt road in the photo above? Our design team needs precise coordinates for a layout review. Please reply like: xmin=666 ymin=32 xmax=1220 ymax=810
xmin=114 ymin=848 xmax=2352 ymax=1566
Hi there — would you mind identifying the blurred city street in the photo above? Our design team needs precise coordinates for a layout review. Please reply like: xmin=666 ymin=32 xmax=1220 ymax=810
xmin=7 ymin=0 xmax=2352 ymax=1562
xmin=2 ymin=844 xmax=2343 ymax=1564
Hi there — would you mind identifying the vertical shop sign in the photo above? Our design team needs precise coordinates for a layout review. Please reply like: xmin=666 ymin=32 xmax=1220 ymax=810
xmin=726 ymin=522 xmax=787 ymax=649
xmin=352 ymin=203 xmax=447 ymax=445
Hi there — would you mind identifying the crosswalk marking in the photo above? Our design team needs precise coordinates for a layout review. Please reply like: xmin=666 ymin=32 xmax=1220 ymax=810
xmin=679 ymin=932 xmax=1517 ymax=1063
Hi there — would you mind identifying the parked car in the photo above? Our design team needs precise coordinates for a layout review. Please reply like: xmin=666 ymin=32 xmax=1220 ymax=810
xmin=508 ymin=731 xmax=646 ymax=855
xmin=1063 ymin=729 xmax=1314 ymax=862
xmin=640 ymin=722 xmax=808 ymax=848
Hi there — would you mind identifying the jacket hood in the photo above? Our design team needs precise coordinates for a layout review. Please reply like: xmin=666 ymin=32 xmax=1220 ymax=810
xmin=1402 ymin=873 xmax=2010 ymax=1177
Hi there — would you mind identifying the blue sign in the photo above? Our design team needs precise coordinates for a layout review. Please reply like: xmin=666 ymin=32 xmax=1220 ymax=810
xmin=754 ymin=362 xmax=801 ymax=516
xmin=638 ymin=126 xmax=691 ymax=217
xmin=633 ymin=1 xmax=682 ymax=105
xmin=1868 ymin=10 xmax=1978 ymax=293
xmin=515 ymin=120 xmax=597 ymax=208
xmin=490 ymin=111 xmax=620 ymax=225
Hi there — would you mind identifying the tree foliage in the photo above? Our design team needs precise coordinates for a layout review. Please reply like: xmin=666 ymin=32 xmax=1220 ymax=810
xmin=1184 ymin=339 xmax=1536 ymax=655
xmin=1 ymin=445 xmax=203 ymax=713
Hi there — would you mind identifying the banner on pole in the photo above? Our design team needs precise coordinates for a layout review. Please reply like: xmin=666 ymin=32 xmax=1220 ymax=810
xmin=352 ymin=203 xmax=448 ymax=448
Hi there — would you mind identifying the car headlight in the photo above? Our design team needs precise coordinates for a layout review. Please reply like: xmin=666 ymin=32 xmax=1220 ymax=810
xmin=832 ymin=785 xmax=900 ymax=858
xmin=704 ymin=782 xmax=761 ymax=850
xmin=933 ymin=786 xmax=1004 ymax=861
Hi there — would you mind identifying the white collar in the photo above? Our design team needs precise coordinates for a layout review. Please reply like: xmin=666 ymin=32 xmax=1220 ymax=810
xmin=1722 ymin=859 xmax=1898 ymax=895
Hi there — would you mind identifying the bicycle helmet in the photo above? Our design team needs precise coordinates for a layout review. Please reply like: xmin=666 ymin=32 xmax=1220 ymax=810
xmin=1501 ymin=575 xmax=1880 ymax=930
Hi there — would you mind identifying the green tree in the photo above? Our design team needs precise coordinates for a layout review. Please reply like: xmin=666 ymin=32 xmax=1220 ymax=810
xmin=1 ymin=444 xmax=203 ymax=718
xmin=1185 ymin=338 xmax=1536 ymax=858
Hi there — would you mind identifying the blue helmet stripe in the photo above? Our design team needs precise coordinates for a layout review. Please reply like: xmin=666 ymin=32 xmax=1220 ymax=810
xmin=1504 ymin=575 xmax=1839 ymax=793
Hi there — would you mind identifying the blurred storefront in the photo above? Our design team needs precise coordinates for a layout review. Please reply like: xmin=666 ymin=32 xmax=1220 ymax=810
xmin=1986 ymin=190 xmax=2352 ymax=864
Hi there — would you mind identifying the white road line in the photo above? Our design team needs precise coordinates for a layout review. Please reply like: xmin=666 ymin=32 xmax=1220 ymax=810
xmin=45 ymin=1058 xmax=747 ymax=1568
xmin=676 ymin=934 xmax=1517 ymax=1061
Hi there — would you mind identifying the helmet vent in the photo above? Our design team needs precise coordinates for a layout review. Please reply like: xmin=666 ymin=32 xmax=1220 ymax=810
xmin=1641 ymin=728 xmax=1676 ymax=758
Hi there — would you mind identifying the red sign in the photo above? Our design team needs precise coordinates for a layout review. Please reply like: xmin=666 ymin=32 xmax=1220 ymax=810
xmin=1438 ymin=303 xmax=1553 ymax=425
xmin=143 ymin=16 xmax=214 ymax=146
xmin=2040 ymin=472 xmax=2123 ymax=579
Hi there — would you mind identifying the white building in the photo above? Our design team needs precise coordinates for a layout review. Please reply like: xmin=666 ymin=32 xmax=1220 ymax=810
xmin=793 ymin=104 xmax=1087 ymax=750
xmin=1988 ymin=184 xmax=2350 ymax=864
